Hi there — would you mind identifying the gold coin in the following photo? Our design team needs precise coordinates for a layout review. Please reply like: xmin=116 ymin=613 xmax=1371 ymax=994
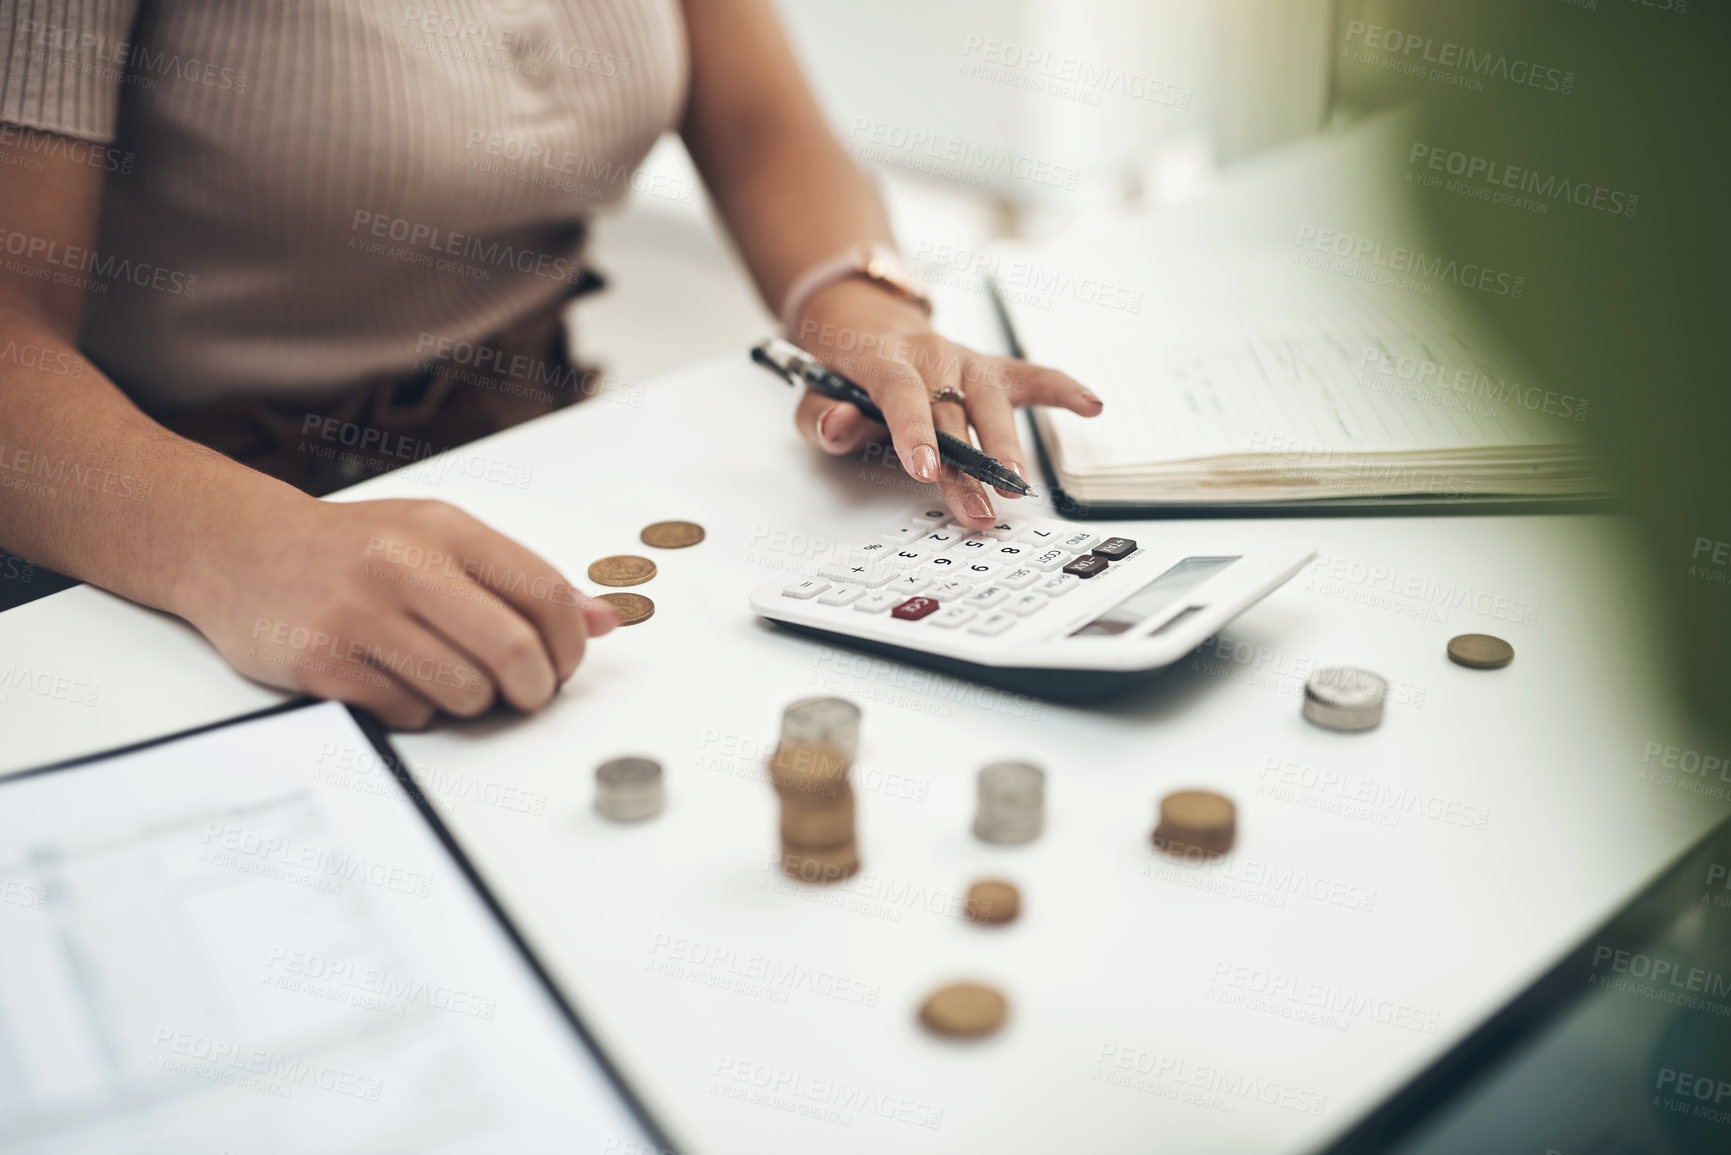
xmin=919 ymin=982 xmax=1008 ymax=1038
xmin=640 ymin=521 xmax=706 ymax=549
xmin=780 ymin=786 xmax=856 ymax=849
xmin=780 ymin=840 xmax=859 ymax=884
xmin=769 ymin=742 xmax=852 ymax=800
xmin=588 ymin=555 xmax=657 ymax=587
xmin=1448 ymin=633 xmax=1515 ymax=669
xmin=1153 ymin=790 xmax=1236 ymax=859
xmin=965 ymin=880 xmax=1020 ymax=925
xmin=597 ymin=592 xmax=654 ymax=626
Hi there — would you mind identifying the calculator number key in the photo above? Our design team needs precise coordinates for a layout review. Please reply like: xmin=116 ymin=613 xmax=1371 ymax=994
xmin=1018 ymin=524 xmax=1062 ymax=546
xmin=959 ymin=559 xmax=1005 ymax=581
xmin=921 ymin=554 xmax=966 ymax=580
xmin=891 ymin=596 xmax=942 ymax=621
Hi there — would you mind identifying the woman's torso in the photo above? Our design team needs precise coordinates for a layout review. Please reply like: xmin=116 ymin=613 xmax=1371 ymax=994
xmin=13 ymin=0 xmax=688 ymax=408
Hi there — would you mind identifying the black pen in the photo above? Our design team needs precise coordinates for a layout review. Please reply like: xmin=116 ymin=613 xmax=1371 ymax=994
xmin=751 ymin=337 xmax=1034 ymax=497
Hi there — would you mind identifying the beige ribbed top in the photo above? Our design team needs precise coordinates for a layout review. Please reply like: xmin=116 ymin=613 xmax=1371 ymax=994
xmin=0 ymin=0 xmax=687 ymax=409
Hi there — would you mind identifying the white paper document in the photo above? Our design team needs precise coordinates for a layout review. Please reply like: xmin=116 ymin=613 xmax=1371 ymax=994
xmin=0 ymin=702 xmax=663 ymax=1155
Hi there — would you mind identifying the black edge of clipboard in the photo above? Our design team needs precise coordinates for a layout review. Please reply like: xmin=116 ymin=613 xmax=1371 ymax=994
xmin=985 ymin=278 xmax=1622 ymax=520
xmin=12 ymin=698 xmax=684 ymax=1155
xmin=1309 ymin=810 xmax=1731 ymax=1154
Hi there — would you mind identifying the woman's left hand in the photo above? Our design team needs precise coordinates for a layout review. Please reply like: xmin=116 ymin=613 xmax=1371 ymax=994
xmin=788 ymin=279 xmax=1104 ymax=530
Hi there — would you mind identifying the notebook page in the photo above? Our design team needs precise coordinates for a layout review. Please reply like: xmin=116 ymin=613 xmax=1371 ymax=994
xmin=1025 ymin=249 xmax=1582 ymax=475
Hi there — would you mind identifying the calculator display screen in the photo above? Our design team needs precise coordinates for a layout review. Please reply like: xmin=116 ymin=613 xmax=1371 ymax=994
xmin=1070 ymin=556 xmax=1239 ymax=637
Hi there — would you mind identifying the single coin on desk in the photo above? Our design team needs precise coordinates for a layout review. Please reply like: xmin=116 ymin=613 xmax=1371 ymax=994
xmin=919 ymin=983 xmax=1009 ymax=1038
xmin=1448 ymin=633 xmax=1515 ymax=669
xmin=589 ymin=555 xmax=657 ymax=587
xmin=640 ymin=521 xmax=706 ymax=549
xmin=597 ymin=592 xmax=654 ymax=626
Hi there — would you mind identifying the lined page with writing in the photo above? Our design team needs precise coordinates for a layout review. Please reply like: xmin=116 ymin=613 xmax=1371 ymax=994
xmin=1031 ymin=250 xmax=1579 ymax=474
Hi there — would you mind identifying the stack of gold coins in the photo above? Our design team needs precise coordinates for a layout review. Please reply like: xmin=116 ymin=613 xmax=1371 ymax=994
xmin=1152 ymin=790 xmax=1235 ymax=859
xmin=770 ymin=698 xmax=861 ymax=883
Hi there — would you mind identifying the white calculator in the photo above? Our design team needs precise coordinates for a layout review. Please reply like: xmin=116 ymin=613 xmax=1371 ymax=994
xmin=749 ymin=506 xmax=1315 ymax=702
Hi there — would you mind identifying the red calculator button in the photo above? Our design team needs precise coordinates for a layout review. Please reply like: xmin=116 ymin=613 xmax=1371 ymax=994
xmin=891 ymin=596 xmax=941 ymax=621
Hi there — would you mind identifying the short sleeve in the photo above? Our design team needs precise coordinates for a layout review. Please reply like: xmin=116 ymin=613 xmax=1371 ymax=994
xmin=1 ymin=0 xmax=145 ymax=144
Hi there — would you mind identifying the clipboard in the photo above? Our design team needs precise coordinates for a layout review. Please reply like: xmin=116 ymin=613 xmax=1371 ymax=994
xmin=2 ymin=700 xmax=682 ymax=1154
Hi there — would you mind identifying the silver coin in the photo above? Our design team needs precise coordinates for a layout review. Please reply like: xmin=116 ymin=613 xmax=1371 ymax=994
xmin=595 ymin=756 xmax=664 ymax=822
xmin=1302 ymin=667 xmax=1387 ymax=732
xmin=974 ymin=761 xmax=1045 ymax=844
xmin=781 ymin=697 xmax=861 ymax=755
xmin=978 ymin=761 xmax=1043 ymax=804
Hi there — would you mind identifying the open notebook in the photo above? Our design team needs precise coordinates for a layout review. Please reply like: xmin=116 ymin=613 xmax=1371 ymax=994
xmin=989 ymin=117 xmax=1613 ymax=513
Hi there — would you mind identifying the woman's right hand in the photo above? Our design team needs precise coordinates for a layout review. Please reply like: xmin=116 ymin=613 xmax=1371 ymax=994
xmin=182 ymin=493 xmax=617 ymax=728
xmin=2 ymin=127 xmax=611 ymax=729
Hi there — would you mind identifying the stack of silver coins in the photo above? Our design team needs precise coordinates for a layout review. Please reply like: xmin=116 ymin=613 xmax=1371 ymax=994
xmin=594 ymin=756 xmax=664 ymax=821
xmin=1302 ymin=667 xmax=1387 ymax=732
xmin=973 ymin=761 xmax=1045 ymax=844
xmin=780 ymin=696 xmax=861 ymax=757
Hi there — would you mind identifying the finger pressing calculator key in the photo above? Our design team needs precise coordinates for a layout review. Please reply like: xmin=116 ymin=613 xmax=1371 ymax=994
xmin=750 ymin=504 xmax=1316 ymax=701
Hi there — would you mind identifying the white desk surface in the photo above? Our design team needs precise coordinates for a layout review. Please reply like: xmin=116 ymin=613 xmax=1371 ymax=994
xmin=2 ymin=354 xmax=1726 ymax=1154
